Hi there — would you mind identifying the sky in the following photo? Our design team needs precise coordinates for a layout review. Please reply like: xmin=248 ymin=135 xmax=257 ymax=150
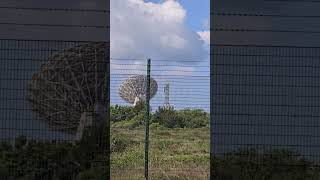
xmin=0 ymin=0 xmax=210 ymax=140
xmin=110 ymin=0 xmax=210 ymax=111
xmin=110 ymin=0 xmax=210 ymax=60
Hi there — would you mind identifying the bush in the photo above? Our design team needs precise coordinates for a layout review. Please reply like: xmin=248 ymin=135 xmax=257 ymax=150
xmin=133 ymin=99 xmax=146 ymax=113
xmin=212 ymin=148 xmax=319 ymax=180
xmin=0 ymin=125 xmax=109 ymax=180
xmin=153 ymin=106 xmax=209 ymax=128
xmin=112 ymin=112 xmax=145 ymax=129
xmin=111 ymin=102 xmax=146 ymax=123
xmin=111 ymin=105 xmax=136 ymax=122
xmin=153 ymin=106 xmax=185 ymax=128
xmin=178 ymin=109 xmax=209 ymax=128
xmin=112 ymin=105 xmax=209 ymax=129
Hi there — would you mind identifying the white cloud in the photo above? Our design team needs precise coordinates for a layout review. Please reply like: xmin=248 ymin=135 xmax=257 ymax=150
xmin=197 ymin=31 xmax=210 ymax=45
xmin=111 ymin=0 xmax=207 ymax=63
xmin=160 ymin=34 xmax=187 ymax=49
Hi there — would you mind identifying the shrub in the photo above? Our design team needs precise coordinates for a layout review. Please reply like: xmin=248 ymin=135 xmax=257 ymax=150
xmin=111 ymin=102 xmax=146 ymax=123
xmin=178 ymin=109 xmax=209 ymax=128
xmin=112 ymin=105 xmax=209 ymax=128
xmin=111 ymin=105 xmax=136 ymax=122
xmin=153 ymin=106 xmax=209 ymax=128
xmin=133 ymin=99 xmax=146 ymax=113
xmin=153 ymin=106 xmax=186 ymax=128
xmin=212 ymin=148 xmax=319 ymax=180
xmin=0 ymin=125 xmax=109 ymax=180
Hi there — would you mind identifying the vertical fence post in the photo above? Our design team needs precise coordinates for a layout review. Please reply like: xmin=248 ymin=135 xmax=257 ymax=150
xmin=144 ymin=58 xmax=151 ymax=180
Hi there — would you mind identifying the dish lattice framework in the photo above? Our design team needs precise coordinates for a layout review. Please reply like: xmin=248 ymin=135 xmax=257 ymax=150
xmin=27 ymin=42 xmax=108 ymax=134
xmin=118 ymin=74 xmax=158 ymax=105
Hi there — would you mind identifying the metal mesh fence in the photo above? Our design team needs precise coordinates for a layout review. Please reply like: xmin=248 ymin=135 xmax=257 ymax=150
xmin=211 ymin=0 xmax=320 ymax=179
xmin=110 ymin=58 xmax=210 ymax=179
xmin=0 ymin=1 xmax=109 ymax=179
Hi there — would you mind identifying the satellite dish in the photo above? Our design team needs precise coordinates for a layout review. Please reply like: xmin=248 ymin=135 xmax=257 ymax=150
xmin=27 ymin=42 xmax=108 ymax=135
xmin=118 ymin=75 xmax=158 ymax=106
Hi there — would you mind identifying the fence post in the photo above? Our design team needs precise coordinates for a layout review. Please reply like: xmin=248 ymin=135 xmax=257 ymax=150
xmin=144 ymin=58 xmax=151 ymax=180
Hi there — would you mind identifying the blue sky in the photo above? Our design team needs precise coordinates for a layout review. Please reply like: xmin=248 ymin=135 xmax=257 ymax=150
xmin=177 ymin=0 xmax=210 ymax=31
xmin=111 ymin=0 xmax=210 ymax=111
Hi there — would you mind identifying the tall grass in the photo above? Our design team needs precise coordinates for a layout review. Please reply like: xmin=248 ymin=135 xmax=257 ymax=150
xmin=111 ymin=124 xmax=210 ymax=179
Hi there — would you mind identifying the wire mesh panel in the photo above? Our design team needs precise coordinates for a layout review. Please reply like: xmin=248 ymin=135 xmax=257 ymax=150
xmin=211 ymin=0 xmax=320 ymax=179
xmin=110 ymin=58 xmax=210 ymax=179
xmin=0 ymin=1 xmax=109 ymax=179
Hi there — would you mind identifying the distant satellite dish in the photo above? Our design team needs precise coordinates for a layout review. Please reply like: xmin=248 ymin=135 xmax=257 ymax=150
xmin=27 ymin=42 xmax=108 ymax=134
xmin=118 ymin=75 xmax=158 ymax=105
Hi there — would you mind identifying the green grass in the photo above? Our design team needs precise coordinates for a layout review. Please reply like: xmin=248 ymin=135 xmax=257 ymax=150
xmin=111 ymin=123 xmax=210 ymax=179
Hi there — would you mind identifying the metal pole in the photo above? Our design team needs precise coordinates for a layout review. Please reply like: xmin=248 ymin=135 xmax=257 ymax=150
xmin=144 ymin=58 xmax=151 ymax=180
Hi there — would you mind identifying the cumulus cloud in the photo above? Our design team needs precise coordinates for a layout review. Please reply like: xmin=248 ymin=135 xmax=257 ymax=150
xmin=111 ymin=0 xmax=207 ymax=63
xmin=197 ymin=31 xmax=210 ymax=45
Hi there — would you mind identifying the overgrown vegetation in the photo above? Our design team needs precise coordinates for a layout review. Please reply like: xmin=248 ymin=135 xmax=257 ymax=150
xmin=110 ymin=104 xmax=210 ymax=179
xmin=111 ymin=105 xmax=210 ymax=129
xmin=212 ymin=148 xmax=320 ymax=180
xmin=0 ymin=126 xmax=108 ymax=180
xmin=0 ymin=104 xmax=209 ymax=179
xmin=110 ymin=105 xmax=137 ymax=122
xmin=3 ymin=104 xmax=317 ymax=179
xmin=111 ymin=125 xmax=210 ymax=179
xmin=111 ymin=105 xmax=320 ymax=179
